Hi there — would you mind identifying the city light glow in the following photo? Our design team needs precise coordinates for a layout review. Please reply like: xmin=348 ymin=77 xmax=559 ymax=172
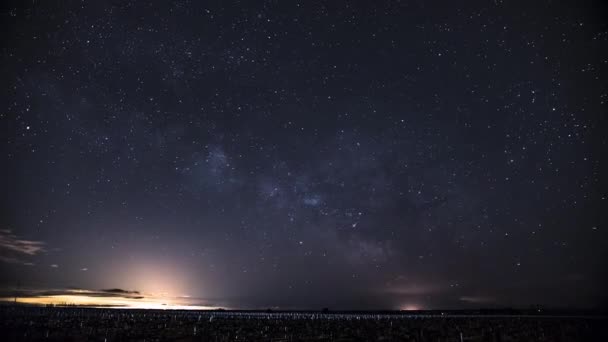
xmin=0 ymin=289 xmax=217 ymax=310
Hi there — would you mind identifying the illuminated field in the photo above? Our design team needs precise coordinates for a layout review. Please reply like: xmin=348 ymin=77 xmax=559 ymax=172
xmin=0 ymin=306 xmax=604 ymax=341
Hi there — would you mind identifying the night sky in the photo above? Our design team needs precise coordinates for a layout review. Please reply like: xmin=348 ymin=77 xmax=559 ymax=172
xmin=1 ymin=1 xmax=607 ymax=310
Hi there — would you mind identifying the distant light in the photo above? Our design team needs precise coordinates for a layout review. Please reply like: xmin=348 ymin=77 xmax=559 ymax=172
xmin=401 ymin=304 xmax=421 ymax=311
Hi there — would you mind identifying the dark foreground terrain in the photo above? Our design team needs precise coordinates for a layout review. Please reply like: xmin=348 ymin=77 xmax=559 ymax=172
xmin=0 ymin=306 xmax=606 ymax=341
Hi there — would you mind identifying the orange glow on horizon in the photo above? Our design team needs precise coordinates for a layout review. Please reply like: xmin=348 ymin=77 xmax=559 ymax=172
xmin=0 ymin=294 xmax=217 ymax=310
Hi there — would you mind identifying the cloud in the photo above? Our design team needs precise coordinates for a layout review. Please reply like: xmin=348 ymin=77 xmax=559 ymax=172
xmin=101 ymin=288 xmax=141 ymax=295
xmin=0 ymin=255 xmax=35 ymax=266
xmin=0 ymin=288 xmax=145 ymax=301
xmin=0 ymin=230 xmax=45 ymax=266
xmin=0 ymin=229 xmax=45 ymax=256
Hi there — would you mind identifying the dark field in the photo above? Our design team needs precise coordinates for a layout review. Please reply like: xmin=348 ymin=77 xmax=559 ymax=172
xmin=0 ymin=306 xmax=606 ymax=341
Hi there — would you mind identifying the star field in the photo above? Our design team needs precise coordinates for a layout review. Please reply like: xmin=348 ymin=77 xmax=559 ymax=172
xmin=1 ymin=1 xmax=607 ymax=309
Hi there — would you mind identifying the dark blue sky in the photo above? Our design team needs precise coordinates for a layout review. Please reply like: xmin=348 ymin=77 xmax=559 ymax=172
xmin=1 ymin=0 xmax=607 ymax=309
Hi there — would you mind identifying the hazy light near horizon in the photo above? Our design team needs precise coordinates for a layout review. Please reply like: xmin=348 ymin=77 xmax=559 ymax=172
xmin=400 ymin=304 xmax=423 ymax=311
xmin=111 ymin=259 xmax=197 ymax=299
